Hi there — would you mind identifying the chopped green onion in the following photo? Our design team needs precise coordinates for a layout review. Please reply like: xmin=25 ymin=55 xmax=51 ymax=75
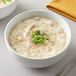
xmin=2 ymin=0 xmax=11 ymax=4
xmin=41 ymin=31 xmax=44 ymax=36
xmin=2 ymin=0 xmax=6 ymax=4
xmin=43 ymin=35 xmax=49 ymax=40
xmin=32 ymin=35 xmax=39 ymax=42
xmin=40 ymin=36 xmax=44 ymax=39
xmin=6 ymin=0 xmax=11 ymax=1
xmin=35 ymin=39 xmax=43 ymax=43
xmin=8 ymin=0 xmax=11 ymax=1
xmin=32 ymin=30 xmax=40 ymax=35
xmin=32 ymin=33 xmax=35 ymax=38
xmin=31 ymin=30 xmax=49 ymax=43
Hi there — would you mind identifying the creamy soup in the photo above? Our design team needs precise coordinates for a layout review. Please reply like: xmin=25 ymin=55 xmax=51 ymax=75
xmin=0 ymin=0 xmax=13 ymax=8
xmin=8 ymin=17 xmax=67 ymax=58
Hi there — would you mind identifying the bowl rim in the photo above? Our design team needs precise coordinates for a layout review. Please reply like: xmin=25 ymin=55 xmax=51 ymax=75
xmin=4 ymin=10 xmax=71 ymax=60
xmin=0 ymin=0 xmax=16 ymax=9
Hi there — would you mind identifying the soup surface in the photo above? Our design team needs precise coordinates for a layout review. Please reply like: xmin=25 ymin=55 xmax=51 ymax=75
xmin=8 ymin=17 xmax=67 ymax=58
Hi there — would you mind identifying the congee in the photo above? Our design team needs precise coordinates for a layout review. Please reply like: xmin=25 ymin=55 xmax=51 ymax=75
xmin=8 ymin=17 xmax=67 ymax=58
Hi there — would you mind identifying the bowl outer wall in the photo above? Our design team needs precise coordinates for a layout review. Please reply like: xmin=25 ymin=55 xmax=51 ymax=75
xmin=4 ymin=10 xmax=71 ymax=68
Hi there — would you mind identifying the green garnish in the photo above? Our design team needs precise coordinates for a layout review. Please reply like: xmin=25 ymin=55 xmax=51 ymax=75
xmin=32 ymin=35 xmax=39 ymax=42
xmin=43 ymin=35 xmax=49 ymax=40
xmin=31 ymin=30 xmax=49 ymax=43
xmin=32 ymin=30 xmax=40 ymax=35
xmin=32 ymin=33 xmax=35 ymax=38
xmin=2 ymin=0 xmax=11 ymax=4
xmin=2 ymin=0 xmax=6 ymax=4
xmin=41 ymin=31 xmax=44 ymax=36
xmin=7 ymin=0 xmax=11 ymax=1
xmin=35 ymin=39 xmax=43 ymax=43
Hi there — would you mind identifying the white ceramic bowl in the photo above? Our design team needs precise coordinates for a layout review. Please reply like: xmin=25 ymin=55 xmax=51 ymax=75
xmin=4 ymin=10 xmax=71 ymax=68
xmin=0 ymin=0 xmax=17 ymax=19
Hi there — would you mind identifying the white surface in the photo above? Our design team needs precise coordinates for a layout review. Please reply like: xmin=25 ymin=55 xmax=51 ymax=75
xmin=0 ymin=0 xmax=76 ymax=75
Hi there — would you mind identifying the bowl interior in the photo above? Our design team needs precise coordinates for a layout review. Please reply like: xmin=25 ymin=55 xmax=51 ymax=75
xmin=5 ymin=10 xmax=71 ymax=59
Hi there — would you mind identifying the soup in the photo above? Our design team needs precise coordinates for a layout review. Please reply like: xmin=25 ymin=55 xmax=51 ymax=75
xmin=8 ymin=17 xmax=67 ymax=58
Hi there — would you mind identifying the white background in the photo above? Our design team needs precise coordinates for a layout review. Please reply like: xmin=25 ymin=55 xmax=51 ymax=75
xmin=0 ymin=0 xmax=76 ymax=76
